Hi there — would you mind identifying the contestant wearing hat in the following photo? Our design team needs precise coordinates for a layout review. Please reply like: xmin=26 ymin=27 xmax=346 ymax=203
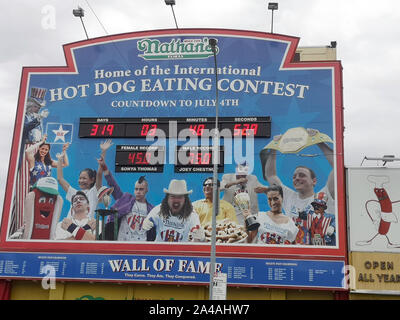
xmin=142 ymin=180 xmax=205 ymax=242
xmin=23 ymin=87 xmax=49 ymax=145
xmin=306 ymin=192 xmax=335 ymax=246
xmin=21 ymin=177 xmax=63 ymax=240
xmin=55 ymin=191 xmax=97 ymax=241
xmin=193 ymin=177 xmax=237 ymax=227
xmin=221 ymin=161 xmax=267 ymax=226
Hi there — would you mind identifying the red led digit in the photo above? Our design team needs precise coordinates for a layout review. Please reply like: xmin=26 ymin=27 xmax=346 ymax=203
xmin=233 ymin=123 xmax=259 ymax=136
xmin=90 ymin=124 xmax=99 ymax=136
xmin=189 ymin=124 xmax=205 ymax=136
xmin=100 ymin=124 xmax=107 ymax=135
xmin=242 ymin=123 xmax=250 ymax=136
xmin=188 ymin=152 xmax=195 ymax=164
xmin=141 ymin=124 xmax=157 ymax=136
xmin=197 ymin=152 xmax=203 ymax=164
xmin=128 ymin=153 xmax=136 ymax=164
xmin=144 ymin=152 xmax=152 ymax=164
xmin=196 ymin=124 xmax=205 ymax=136
xmin=250 ymin=123 xmax=258 ymax=135
xmin=233 ymin=123 xmax=241 ymax=136
xmin=106 ymin=124 xmax=114 ymax=136
xmin=202 ymin=152 xmax=211 ymax=164
xmin=141 ymin=124 xmax=149 ymax=136
xmin=148 ymin=124 xmax=157 ymax=136
xmin=189 ymin=125 xmax=196 ymax=135
xmin=128 ymin=152 xmax=152 ymax=164
xmin=136 ymin=152 xmax=143 ymax=164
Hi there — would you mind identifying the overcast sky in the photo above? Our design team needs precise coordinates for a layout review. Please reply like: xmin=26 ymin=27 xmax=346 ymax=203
xmin=1 ymin=0 xmax=400 ymax=210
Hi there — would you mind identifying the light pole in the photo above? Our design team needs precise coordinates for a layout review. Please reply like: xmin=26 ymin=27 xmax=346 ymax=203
xmin=164 ymin=0 xmax=179 ymax=29
xmin=208 ymin=38 xmax=220 ymax=300
xmin=73 ymin=7 xmax=89 ymax=40
xmin=268 ymin=2 xmax=278 ymax=33
xmin=360 ymin=155 xmax=400 ymax=166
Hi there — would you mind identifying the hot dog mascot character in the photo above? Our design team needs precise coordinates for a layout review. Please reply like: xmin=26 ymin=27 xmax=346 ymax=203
xmin=22 ymin=176 xmax=63 ymax=240
xmin=356 ymin=175 xmax=400 ymax=248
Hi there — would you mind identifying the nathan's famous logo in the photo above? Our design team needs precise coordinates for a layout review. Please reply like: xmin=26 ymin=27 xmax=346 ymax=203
xmin=137 ymin=37 xmax=218 ymax=60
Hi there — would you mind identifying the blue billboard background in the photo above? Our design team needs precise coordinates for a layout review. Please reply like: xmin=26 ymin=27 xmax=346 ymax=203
xmin=20 ymin=34 xmax=333 ymax=221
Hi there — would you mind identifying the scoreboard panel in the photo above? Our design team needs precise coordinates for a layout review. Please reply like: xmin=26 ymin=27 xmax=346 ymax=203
xmin=79 ymin=117 xmax=271 ymax=138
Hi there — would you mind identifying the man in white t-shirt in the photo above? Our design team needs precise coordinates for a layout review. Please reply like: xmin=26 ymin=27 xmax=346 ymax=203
xmin=142 ymin=180 xmax=204 ymax=242
xmin=111 ymin=176 xmax=154 ymax=241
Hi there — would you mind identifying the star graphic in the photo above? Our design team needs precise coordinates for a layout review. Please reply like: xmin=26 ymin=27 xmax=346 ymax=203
xmin=52 ymin=125 xmax=69 ymax=143
xmin=271 ymin=99 xmax=321 ymax=134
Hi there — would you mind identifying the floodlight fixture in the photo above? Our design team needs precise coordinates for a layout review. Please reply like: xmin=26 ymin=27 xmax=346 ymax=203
xmin=73 ymin=7 xmax=84 ymax=18
xmin=268 ymin=2 xmax=278 ymax=10
xmin=360 ymin=155 xmax=400 ymax=166
xmin=73 ymin=6 xmax=89 ymax=40
xmin=165 ymin=0 xmax=179 ymax=28
xmin=268 ymin=2 xmax=279 ymax=33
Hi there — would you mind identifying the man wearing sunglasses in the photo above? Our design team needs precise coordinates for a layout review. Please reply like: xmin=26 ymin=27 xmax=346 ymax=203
xmin=55 ymin=191 xmax=96 ymax=240
xmin=193 ymin=177 xmax=237 ymax=227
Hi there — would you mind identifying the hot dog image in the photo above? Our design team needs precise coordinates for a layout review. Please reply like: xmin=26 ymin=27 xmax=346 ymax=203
xmin=356 ymin=175 xmax=400 ymax=248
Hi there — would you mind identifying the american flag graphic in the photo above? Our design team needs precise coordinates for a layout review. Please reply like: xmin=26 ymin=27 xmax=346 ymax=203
xmin=9 ymin=145 xmax=31 ymax=236
xmin=30 ymin=87 xmax=47 ymax=101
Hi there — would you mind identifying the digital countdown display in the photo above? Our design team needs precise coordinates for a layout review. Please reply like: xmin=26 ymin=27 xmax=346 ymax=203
xmin=79 ymin=117 xmax=271 ymax=138
xmin=174 ymin=146 xmax=224 ymax=173
xmin=115 ymin=145 xmax=165 ymax=172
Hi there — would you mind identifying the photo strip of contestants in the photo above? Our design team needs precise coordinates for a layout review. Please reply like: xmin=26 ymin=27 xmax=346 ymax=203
xmin=8 ymin=87 xmax=336 ymax=246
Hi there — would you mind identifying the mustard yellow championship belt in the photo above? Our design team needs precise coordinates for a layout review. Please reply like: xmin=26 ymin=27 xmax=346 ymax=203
xmin=263 ymin=127 xmax=333 ymax=154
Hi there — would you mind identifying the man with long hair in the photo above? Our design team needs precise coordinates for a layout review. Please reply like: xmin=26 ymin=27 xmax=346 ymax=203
xmin=142 ymin=180 xmax=205 ymax=242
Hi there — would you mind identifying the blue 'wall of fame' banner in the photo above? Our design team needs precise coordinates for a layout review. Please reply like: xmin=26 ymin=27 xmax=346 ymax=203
xmin=0 ymin=252 xmax=345 ymax=289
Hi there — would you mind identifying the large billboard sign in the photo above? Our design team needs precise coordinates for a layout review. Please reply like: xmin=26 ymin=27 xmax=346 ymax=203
xmin=1 ymin=29 xmax=345 ymax=289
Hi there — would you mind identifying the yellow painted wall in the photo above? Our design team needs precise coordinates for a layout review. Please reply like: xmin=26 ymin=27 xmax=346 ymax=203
xmin=350 ymin=293 xmax=400 ymax=300
xmin=9 ymin=280 xmax=336 ymax=300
